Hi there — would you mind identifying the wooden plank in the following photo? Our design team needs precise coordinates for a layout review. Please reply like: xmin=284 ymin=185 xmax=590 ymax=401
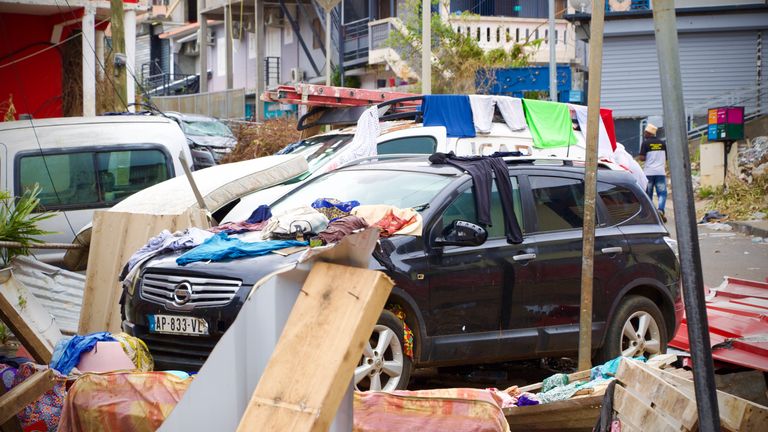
xmin=617 ymin=360 xmax=698 ymax=430
xmin=0 ymin=273 xmax=58 ymax=364
xmin=650 ymin=366 xmax=768 ymax=432
xmin=236 ymin=263 xmax=393 ymax=432
xmin=0 ymin=369 xmax=56 ymax=425
xmin=504 ymin=394 xmax=603 ymax=431
xmin=613 ymin=385 xmax=681 ymax=432
xmin=78 ymin=209 xmax=208 ymax=334
xmin=0 ymin=384 xmax=23 ymax=432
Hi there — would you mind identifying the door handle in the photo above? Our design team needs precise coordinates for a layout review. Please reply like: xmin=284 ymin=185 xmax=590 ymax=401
xmin=513 ymin=253 xmax=537 ymax=262
xmin=601 ymin=247 xmax=624 ymax=254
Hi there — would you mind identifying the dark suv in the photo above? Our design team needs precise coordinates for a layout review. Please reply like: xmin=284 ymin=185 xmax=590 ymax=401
xmin=122 ymin=156 xmax=682 ymax=391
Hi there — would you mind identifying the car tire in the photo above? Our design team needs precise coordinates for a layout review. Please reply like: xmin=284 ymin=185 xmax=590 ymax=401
xmin=596 ymin=295 xmax=668 ymax=363
xmin=354 ymin=310 xmax=413 ymax=392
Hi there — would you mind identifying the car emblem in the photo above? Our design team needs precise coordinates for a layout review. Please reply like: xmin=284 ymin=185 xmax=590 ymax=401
xmin=172 ymin=281 xmax=193 ymax=306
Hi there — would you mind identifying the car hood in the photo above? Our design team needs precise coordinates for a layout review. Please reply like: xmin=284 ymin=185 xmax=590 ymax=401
xmin=137 ymin=234 xmax=416 ymax=288
xmin=188 ymin=134 xmax=237 ymax=148
xmin=140 ymin=249 xmax=301 ymax=286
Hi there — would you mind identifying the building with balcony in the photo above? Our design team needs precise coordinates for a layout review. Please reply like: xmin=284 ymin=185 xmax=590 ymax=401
xmin=140 ymin=1 xmax=586 ymax=120
xmin=0 ymin=0 xmax=147 ymax=119
xmin=567 ymin=0 xmax=768 ymax=153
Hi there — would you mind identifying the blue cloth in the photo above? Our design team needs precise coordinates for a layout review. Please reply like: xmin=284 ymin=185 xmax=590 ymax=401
xmin=50 ymin=332 xmax=116 ymax=375
xmin=246 ymin=204 xmax=272 ymax=224
xmin=422 ymin=95 xmax=476 ymax=138
xmin=176 ymin=233 xmax=307 ymax=265
xmin=311 ymin=198 xmax=360 ymax=221
xmin=590 ymin=355 xmax=646 ymax=381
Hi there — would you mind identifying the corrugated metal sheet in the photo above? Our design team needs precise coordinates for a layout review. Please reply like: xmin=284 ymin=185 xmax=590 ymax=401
xmin=602 ymin=32 xmax=759 ymax=118
xmin=11 ymin=256 xmax=85 ymax=335
xmin=136 ymin=34 xmax=151 ymax=78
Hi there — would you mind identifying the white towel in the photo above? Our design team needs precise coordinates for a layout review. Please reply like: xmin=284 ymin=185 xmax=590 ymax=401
xmin=569 ymin=104 xmax=614 ymax=160
xmin=493 ymin=96 xmax=527 ymax=132
xmin=468 ymin=95 xmax=527 ymax=134
xmin=612 ymin=143 xmax=649 ymax=190
xmin=324 ymin=105 xmax=380 ymax=172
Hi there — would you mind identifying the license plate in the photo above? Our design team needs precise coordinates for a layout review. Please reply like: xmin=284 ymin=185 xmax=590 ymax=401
xmin=149 ymin=314 xmax=209 ymax=336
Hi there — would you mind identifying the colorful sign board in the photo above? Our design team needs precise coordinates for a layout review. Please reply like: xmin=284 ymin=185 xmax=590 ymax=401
xmin=707 ymin=106 xmax=744 ymax=141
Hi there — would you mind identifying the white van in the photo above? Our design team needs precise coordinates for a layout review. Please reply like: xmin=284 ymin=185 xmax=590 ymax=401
xmin=0 ymin=116 xmax=193 ymax=263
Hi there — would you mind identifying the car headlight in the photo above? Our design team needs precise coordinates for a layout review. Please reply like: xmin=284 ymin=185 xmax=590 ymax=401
xmin=127 ymin=275 xmax=140 ymax=296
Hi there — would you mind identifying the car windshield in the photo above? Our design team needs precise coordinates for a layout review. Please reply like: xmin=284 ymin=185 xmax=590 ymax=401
xmin=182 ymin=120 xmax=233 ymax=137
xmin=271 ymin=169 xmax=452 ymax=214
xmin=279 ymin=134 xmax=354 ymax=183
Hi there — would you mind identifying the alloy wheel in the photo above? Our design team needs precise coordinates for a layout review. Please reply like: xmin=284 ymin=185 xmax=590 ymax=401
xmin=620 ymin=311 xmax=662 ymax=358
xmin=354 ymin=324 xmax=404 ymax=391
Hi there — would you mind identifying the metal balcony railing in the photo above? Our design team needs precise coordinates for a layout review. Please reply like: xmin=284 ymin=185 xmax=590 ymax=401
xmin=343 ymin=17 xmax=370 ymax=64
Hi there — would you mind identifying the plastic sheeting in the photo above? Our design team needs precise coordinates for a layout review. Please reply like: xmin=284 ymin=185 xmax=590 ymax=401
xmin=58 ymin=372 xmax=192 ymax=432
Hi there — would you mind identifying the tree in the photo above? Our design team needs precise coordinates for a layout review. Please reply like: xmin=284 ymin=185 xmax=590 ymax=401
xmin=386 ymin=0 xmax=541 ymax=94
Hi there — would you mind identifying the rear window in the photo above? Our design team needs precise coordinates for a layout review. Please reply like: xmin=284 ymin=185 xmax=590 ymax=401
xmin=377 ymin=136 xmax=437 ymax=155
xmin=18 ymin=148 xmax=170 ymax=210
xmin=598 ymin=183 xmax=643 ymax=225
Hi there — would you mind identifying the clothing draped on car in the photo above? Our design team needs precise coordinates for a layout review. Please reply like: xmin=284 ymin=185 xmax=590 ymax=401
xmin=429 ymin=152 xmax=523 ymax=244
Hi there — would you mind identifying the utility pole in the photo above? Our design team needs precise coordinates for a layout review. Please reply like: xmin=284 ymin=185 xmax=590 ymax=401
xmin=548 ymin=0 xmax=557 ymax=101
xmin=577 ymin=0 xmax=605 ymax=372
xmin=110 ymin=0 xmax=127 ymax=106
xmin=325 ymin=8 xmax=332 ymax=85
xmin=652 ymin=1 xmax=721 ymax=430
xmin=421 ymin=0 xmax=431 ymax=94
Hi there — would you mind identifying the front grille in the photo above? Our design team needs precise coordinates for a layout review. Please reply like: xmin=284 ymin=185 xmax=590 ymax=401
xmin=140 ymin=273 xmax=242 ymax=311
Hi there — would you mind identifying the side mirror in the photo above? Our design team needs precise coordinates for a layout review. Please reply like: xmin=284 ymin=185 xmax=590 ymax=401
xmin=435 ymin=220 xmax=487 ymax=247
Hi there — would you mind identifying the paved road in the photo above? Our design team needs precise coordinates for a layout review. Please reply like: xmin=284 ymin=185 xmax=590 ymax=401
xmin=665 ymin=206 xmax=768 ymax=287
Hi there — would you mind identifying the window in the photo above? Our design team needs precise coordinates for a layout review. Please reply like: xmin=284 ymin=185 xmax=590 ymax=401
xmin=20 ymin=152 xmax=98 ymax=207
xmin=599 ymin=183 xmax=643 ymax=225
xmin=441 ymin=177 xmax=522 ymax=238
xmin=377 ymin=136 xmax=437 ymax=155
xmin=530 ymin=176 xmax=584 ymax=231
xmin=343 ymin=0 xmax=369 ymax=23
xmin=96 ymin=150 xmax=169 ymax=204
xmin=18 ymin=148 xmax=170 ymax=210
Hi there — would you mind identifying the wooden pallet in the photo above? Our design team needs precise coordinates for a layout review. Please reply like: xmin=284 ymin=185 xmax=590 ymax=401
xmin=614 ymin=360 xmax=768 ymax=432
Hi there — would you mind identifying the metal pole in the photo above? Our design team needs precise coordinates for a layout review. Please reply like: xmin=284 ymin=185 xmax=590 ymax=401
xmin=652 ymin=2 xmax=721 ymax=430
xmin=421 ymin=0 xmax=431 ymax=94
xmin=577 ymin=0 xmax=605 ymax=372
xmin=548 ymin=0 xmax=556 ymax=101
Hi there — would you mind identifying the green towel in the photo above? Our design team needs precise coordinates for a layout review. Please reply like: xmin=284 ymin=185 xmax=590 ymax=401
xmin=522 ymin=99 xmax=577 ymax=148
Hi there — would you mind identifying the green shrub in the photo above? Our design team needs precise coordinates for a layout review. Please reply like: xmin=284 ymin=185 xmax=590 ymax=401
xmin=0 ymin=184 xmax=56 ymax=265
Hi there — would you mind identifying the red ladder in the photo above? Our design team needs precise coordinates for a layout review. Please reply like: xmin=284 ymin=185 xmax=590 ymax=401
xmin=262 ymin=84 xmax=421 ymax=109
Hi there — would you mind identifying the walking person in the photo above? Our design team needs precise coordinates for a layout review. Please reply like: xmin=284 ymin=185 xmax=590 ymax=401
xmin=638 ymin=124 xmax=668 ymax=222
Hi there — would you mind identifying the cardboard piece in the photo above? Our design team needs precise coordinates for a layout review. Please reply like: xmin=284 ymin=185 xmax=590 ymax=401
xmin=160 ymin=229 xmax=382 ymax=432
xmin=78 ymin=209 xmax=208 ymax=334
xmin=0 ymin=269 xmax=62 ymax=364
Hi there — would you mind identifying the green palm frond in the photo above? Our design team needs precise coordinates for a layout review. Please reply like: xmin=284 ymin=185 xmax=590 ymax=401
xmin=0 ymin=184 xmax=57 ymax=265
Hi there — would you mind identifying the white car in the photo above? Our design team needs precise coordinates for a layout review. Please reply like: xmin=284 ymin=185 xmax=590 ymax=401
xmin=0 ymin=116 xmax=193 ymax=264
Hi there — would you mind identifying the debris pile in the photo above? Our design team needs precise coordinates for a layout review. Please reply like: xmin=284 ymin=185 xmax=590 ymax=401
xmin=738 ymin=135 xmax=768 ymax=183
xmin=222 ymin=117 xmax=302 ymax=163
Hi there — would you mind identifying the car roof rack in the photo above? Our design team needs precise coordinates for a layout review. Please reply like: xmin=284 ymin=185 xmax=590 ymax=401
xmin=336 ymin=154 xmax=430 ymax=169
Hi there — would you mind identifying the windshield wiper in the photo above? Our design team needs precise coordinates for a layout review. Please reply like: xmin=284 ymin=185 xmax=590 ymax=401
xmin=413 ymin=203 xmax=430 ymax=212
